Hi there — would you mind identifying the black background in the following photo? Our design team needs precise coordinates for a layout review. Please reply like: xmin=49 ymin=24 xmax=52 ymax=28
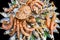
xmin=0 ymin=0 xmax=60 ymax=40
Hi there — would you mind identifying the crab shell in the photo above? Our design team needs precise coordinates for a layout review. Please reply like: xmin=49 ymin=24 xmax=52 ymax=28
xmin=16 ymin=5 xmax=32 ymax=19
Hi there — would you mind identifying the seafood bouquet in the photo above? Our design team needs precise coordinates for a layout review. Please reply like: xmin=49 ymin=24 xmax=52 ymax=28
xmin=0 ymin=0 xmax=60 ymax=40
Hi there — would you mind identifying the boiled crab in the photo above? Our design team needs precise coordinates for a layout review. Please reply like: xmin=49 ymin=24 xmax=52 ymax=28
xmin=2 ymin=5 xmax=36 ymax=40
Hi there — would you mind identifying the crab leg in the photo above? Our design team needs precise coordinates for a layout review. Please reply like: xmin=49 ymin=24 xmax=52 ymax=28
xmin=26 ymin=0 xmax=32 ymax=5
xmin=23 ymin=20 xmax=35 ymax=32
xmin=46 ymin=14 xmax=51 ymax=29
xmin=21 ymin=27 xmax=30 ymax=36
xmin=10 ymin=18 xmax=17 ymax=36
xmin=17 ymin=19 xmax=20 ymax=40
xmin=27 ymin=0 xmax=43 ymax=9
xmin=35 ymin=2 xmax=43 ymax=9
xmin=2 ymin=14 xmax=14 ymax=30
xmin=20 ymin=21 xmax=30 ymax=36
xmin=3 ymin=4 xmax=18 ymax=13
xmin=37 ymin=1 xmax=44 ymax=6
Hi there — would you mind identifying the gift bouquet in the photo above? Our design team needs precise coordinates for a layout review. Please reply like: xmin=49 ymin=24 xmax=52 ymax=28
xmin=0 ymin=0 xmax=60 ymax=40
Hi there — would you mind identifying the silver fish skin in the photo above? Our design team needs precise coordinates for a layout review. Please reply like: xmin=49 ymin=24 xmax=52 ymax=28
xmin=9 ymin=34 xmax=16 ymax=40
xmin=56 ymin=24 xmax=60 ymax=28
xmin=0 ymin=12 xmax=10 ymax=17
xmin=0 ymin=17 xmax=9 ymax=23
xmin=4 ymin=30 xmax=10 ymax=35
xmin=55 ymin=20 xmax=60 ymax=23
xmin=53 ymin=29 xmax=59 ymax=33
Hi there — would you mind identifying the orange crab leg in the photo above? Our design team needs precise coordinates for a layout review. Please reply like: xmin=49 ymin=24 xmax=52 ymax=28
xmin=3 ymin=4 xmax=18 ymax=13
xmin=26 ymin=0 xmax=33 ymax=5
xmin=21 ymin=27 xmax=30 ymax=36
xmin=35 ymin=3 xmax=42 ymax=8
xmin=20 ymin=21 xmax=30 ymax=36
xmin=2 ymin=14 xmax=14 ymax=30
xmin=10 ymin=18 xmax=17 ymax=36
xmin=17 ymin=19 xmax=20 ymax=40
xmin=37 ymin=1 xmax=44 ymax=6
xmin=46 ymin=14 xmax=51 ymax=28
xmin=23 ymin=20 xmax=35 ymax=32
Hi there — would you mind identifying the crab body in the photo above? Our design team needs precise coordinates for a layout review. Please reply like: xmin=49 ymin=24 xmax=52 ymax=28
xmin=2 ymin=5 xmax=36 ymax=40
xmin=16 ymin=5 xmax=31 ymax=19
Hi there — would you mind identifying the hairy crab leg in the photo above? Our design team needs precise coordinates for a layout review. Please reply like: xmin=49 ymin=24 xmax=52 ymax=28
xmin=20 ymin=21 xmax=30 ymax=36
xmin=10 ymin=18 xmax=17 ymax=36
xmin=23 ymin=20 xmax=35 ymax=32
xmin=17 ymin=19 xmax=20 ymax=40
xmin=2 ymin=14 xmax=14 ymax=30
xmin=35 ymin=2 xmax=43 ymax=9
xmin=21 ymin=27 xmax=30 ymax=36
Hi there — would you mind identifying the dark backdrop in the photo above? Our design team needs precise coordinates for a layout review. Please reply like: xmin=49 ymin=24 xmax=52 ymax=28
xmin=0 ymin=0 xmax=60 ymax=40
